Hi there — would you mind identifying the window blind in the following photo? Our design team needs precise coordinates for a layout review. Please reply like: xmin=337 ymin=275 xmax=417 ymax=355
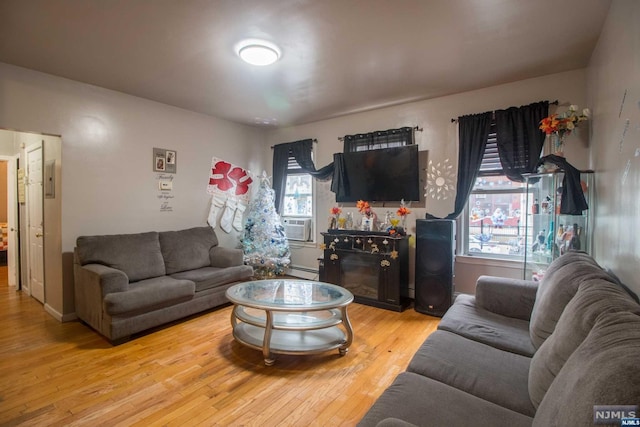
xmin=287 ymin=150 xmax=312 ymax=173
xmin=478 ymin=123 xmax=503 ymax=176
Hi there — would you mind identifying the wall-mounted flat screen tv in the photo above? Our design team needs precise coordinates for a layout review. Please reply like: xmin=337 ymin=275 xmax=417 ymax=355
xmin=335 ymin=144 xmax=420 ymax=203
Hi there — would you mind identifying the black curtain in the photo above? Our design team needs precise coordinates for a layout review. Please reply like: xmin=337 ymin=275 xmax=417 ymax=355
xmin=272 ymin=143 xmax=291 ymax=214
xmin=432 ymin=112 xmax=492 ymax=220
xmin=536 ymin=155 xmax=588 ymax=214
xmin=495 ymin=101 xmax=549 ymax=182
xmin=330 ymin=153 xmax=347 ymax=196
xmin=290 ymin=139 xmax=335 ymax=180
xmin=272 ymin=139 xmax=335 ymax=213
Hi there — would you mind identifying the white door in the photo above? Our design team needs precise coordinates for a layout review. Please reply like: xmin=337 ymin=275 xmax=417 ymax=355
xmin=26 ymin=143 xmax=45 ymax=303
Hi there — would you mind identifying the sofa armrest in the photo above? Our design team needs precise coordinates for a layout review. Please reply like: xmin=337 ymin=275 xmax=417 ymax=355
xmin=210 ymin=246 xmax=244 ymax=268
xmin=77 ymin=263 xmax=130 ymax=296
xmin=74 ymin=263 xmax=129 ymax=338
xmin=475 ymin=275 xmax=538 ymax=321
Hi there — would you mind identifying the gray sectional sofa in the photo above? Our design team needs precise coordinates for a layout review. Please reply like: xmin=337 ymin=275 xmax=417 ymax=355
xmin=359 ymin=251 xmax=640 ymax=427
xmin=74 ymin=226 xmax=253 ymax=343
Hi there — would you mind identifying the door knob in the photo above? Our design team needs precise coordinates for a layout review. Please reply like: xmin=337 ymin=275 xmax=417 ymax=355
xmin=35 ymin=232 xmax=43 ymax=237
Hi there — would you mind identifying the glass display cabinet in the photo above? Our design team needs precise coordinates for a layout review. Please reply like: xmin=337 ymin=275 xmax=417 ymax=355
xmin=523 ymin=170 xmax=594 ymax=281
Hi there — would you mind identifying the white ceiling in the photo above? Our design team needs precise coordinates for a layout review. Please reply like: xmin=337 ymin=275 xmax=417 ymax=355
xmin=0 ymin=0 xmax=612 ymax=128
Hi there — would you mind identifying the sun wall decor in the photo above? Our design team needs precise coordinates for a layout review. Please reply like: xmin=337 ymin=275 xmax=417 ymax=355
xmin=425 ymin=158 xmax=455 ymax=200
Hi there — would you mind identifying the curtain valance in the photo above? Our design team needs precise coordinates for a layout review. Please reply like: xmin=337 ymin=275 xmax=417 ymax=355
xmin=343 ymin=127 xmax=413 ymax=152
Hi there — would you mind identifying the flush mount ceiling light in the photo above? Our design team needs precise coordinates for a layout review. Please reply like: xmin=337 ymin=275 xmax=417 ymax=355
xmin=236 ymin=39 xmax=281 ymax=66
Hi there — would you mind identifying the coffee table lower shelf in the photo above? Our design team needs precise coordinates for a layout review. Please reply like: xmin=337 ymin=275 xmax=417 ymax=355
xmin=233 ymin=322 xmax=348 ymax=364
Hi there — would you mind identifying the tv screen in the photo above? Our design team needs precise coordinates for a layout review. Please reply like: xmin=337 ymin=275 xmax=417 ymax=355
xmin=335 ymin=145 xmax=420 ymax=203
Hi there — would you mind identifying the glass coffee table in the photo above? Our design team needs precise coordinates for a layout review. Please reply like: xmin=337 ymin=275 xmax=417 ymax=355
xmin=226 ymin=279 xmax=354 ymax=366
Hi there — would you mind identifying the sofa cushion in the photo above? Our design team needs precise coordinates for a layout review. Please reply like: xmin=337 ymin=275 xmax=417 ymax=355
xmin=528 ymin=278 xmax=640 ymax=408
xmin=76 ymin=232 xmax=165 ymax=282
xmin=357 ymin=372 xmax=533 ymax=427
xmin=408 ymin=330 xmax=535 ymax=416
xmin=475 ymin=276 xmax=538 ymax=321
xmin=533 ymin=311 xmax=640 ymax=427
xmin=529 ymin=251 xmax=603 ymax=349
xmin=103 ymin=276 xmax=195 ymax=316
xmin=437 ymin=294 xmax=535 ymax=357
xmin=170 ymin=265 xmax=253 ymax=292
xmin=159 ymin=227 xmax=219 ymax=274
xmin=210 ymin=246 xmax=244 ymax=268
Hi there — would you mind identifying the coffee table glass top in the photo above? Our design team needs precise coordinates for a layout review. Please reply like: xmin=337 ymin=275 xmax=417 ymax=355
xmin=226 ymin=279 xmax=353 ymax=311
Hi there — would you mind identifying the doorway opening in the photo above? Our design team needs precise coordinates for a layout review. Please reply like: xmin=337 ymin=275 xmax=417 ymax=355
xmin=0 ymin=160 xmax=9 ymax=284
xmin=0 ymin=156 xmax=19 ymax=291
xmin=0 ymin=128 xmax=64 ymax=321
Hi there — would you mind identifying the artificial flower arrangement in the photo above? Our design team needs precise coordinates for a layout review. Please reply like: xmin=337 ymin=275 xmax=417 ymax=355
xmin=539 ymin=105 xmax=590 ymax=154
xmin=356 ymin=200 xmax=373 ymax=217
xmin=329 ymin=205 xmax=347 ymax=229
xmin=396 ymin=199 xmax=411 ymax=219
xmin=392 ymin=199 xmax=412 ymax=234
xmin=356 ymin=200 xmax=376 ymax=231
xmin=328 ymin=205 xmax=342 ymax=229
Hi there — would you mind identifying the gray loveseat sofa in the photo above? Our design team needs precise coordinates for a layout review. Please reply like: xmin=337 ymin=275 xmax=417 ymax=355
xmin=74 ymin=226 xmax=253 ymax=343
xmin=359 ymin=251 xmax=640 ymax=427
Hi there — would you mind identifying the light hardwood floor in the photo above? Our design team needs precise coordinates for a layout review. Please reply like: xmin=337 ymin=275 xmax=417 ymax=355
xmin=0 ymin=270 xmax=439 ymax=426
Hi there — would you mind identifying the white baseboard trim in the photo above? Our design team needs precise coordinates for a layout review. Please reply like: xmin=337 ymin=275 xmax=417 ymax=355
xmin=287 ymin=265 xmax=319 ymax=280
xmin=44 ymin=304 xmax=77 ymax=322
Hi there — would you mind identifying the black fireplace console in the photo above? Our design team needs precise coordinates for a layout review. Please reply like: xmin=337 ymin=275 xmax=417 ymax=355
xmin=319 ymin=230 xmax=410 ymax=311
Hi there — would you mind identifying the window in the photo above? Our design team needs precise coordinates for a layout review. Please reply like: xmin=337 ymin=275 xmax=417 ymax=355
xmin=463 ymin=124 xmax=529 ymax=259
xmin=282 ymin=154 xmax=313 ymax=218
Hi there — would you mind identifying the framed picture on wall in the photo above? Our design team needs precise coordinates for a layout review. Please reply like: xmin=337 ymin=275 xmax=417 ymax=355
xmin=166 ymin=150 xmax=176 ymax=165
xmin=155 ymin=156 xmax=165 ymax=171
xmin=153 ymin=148 xmax=177 ymax=173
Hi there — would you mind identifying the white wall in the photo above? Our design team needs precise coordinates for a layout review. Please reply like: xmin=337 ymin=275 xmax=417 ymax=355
xmin=0 ymin=62 xmax=268 ymax=316
xmin=587 ymin=0 xmax=640 ymax=295
xmin=0 ymin=129 xmax=21 ymax=155
xmin=268 ymin=70 xmax=590 ymax=294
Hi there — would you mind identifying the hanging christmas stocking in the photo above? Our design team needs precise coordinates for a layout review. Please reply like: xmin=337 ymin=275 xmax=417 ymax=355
xmin=220 ymin=198 xmax=237 ymax=233
xmin=207 ymin=194 xmax=226 ymax=228
xmin=233 ymin=201 xmax=246 ymax=231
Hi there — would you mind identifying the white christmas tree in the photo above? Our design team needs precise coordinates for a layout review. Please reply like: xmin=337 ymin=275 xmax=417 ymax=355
xmin=241 ymin=172 xmax=291 ymax=278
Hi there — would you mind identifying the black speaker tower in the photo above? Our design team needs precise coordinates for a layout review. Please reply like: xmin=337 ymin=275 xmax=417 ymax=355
xmin=415 ymin=219 xmax=456 ymax=317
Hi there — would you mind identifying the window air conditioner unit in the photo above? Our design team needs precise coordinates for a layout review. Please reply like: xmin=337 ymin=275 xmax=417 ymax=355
xmin=283 ymin=218 xmax=312 ymax=241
